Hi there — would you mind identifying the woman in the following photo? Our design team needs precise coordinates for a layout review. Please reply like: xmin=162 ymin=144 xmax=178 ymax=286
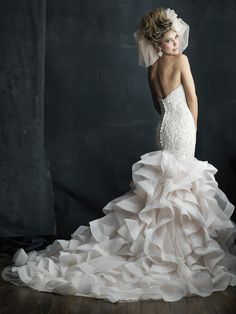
xmin=134 ymin=7 xmax=198 ymax=160
xmin=2 ymin=7 xmax=236 ymax=303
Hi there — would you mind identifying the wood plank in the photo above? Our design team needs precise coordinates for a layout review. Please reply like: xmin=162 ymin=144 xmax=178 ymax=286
xmin=16 ymin=289 xmax=55 ymax=314
xmin=111 ymin=301 xmax=126 ymax=314
xmin=140 ymin=300 xmax=156 ymax=314
xmin=192 ymin=296 xmax=216 ymax=314
xmin=96 ymin=298 xmax=112 ymax=314
xmin=154 ymin=300 xmax=172 ymax=314
xmin=74 ymin=295 xmax=97 ymax=314
xmin=169 ymin=298 xmax=187 ymax=314
xmin=222 ymin=288 xmax=236 ymax=314
xmin=184 ymin=296 xmax=204 ymax=314
xmin=0 ymin=284 xmax=31 ymax=314
xmin=44 ymin=294 xmax=78 ymax=314
xmin=126 ymin=301 xmax=141 ymax=314
xmin=208 ymin=291 xmax=234 ymax=314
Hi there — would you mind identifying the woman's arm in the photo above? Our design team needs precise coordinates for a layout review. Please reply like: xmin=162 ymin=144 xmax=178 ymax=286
xmin=147 ymin=64 xmax=161 ymax=115
xmin=179 ymin=54 xmax=198 ymax=130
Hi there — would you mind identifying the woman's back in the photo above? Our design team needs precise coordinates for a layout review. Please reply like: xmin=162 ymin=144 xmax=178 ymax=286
xmin=150 ymin=54 xmax=182 ymax=100
xmin=148 ymin=53 xmax=198 ymax=133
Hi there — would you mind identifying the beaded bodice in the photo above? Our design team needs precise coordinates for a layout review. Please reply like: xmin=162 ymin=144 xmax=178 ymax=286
xmin=156 ymin=84 xmax=196 ymax=160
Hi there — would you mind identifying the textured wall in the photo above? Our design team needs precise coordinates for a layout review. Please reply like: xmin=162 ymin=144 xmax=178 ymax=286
xmin=0 ymin=0 xmax=56 ymax=237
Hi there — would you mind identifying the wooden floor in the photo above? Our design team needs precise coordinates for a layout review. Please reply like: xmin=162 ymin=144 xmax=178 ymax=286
xmin=0 ymin=256 xmax=235 ymax=314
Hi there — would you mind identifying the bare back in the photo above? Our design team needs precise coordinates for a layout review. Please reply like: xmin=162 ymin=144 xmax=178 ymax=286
xmin=148 ymin=53 xmax=197 ymax=104
xmin=153 ymin=54 xmax=182 ymax=100
xmin=148 ymin=53 xmax=198 ymax=129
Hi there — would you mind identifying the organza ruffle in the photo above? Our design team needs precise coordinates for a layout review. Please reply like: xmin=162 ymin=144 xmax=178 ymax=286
xmin=2 ymin=149 xmax=236 ymax=303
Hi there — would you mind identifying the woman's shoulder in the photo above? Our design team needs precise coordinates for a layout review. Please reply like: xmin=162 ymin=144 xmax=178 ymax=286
xmin=175 ymin=53 xmax=189 ymax=62
xmin=175 ymin=53 xmax=190 ymax=69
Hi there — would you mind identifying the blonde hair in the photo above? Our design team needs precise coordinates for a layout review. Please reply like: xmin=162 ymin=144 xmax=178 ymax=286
xmin=139 ymin=7 xmax=173 ymax=49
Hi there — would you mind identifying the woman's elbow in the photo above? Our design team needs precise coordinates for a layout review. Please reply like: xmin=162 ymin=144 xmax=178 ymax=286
xmin=188 ymin=94 xmax=198 ymax=104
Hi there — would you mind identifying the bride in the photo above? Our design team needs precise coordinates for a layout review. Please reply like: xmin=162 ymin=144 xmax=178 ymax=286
xmin=2 ymin=7 xmax=236 ymax=303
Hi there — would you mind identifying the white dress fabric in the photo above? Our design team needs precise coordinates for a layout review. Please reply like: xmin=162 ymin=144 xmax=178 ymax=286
xmin=2 ymin=84 xmax=236 ymax=303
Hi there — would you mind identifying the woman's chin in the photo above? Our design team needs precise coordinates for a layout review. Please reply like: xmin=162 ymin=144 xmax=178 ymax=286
xmin=170 ymin=49 xmax=179 ymax=55
xmin=163 ymin=50 xmax=180 ymax=56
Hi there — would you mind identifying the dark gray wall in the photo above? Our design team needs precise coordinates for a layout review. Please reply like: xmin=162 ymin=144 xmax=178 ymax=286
xmin=0 ymin=0 xmax=56 ymax=237
xmin=0 ymin=0 xmax=235 ymax=239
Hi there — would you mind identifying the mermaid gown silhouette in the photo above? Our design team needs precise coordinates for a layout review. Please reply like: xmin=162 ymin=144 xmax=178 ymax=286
xmin=2 ymin=84 xmax=236 ymax=303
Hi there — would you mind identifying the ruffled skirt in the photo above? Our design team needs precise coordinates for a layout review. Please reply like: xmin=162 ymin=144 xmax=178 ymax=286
xmin=2 ymin=149 xmax=236 ymax=303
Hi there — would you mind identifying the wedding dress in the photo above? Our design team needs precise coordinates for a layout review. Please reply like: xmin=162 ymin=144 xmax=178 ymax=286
xmin=2 ymin=84 xmax=236 ymax=303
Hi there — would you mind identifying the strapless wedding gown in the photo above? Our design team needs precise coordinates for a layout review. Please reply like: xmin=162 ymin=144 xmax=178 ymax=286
xmin=2 ymin=84 xmax=236 ymax=303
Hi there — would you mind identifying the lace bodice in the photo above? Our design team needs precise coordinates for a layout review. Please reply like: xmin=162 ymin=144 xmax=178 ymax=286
xmin=156 ymin=84 xmax=196 ymax=160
